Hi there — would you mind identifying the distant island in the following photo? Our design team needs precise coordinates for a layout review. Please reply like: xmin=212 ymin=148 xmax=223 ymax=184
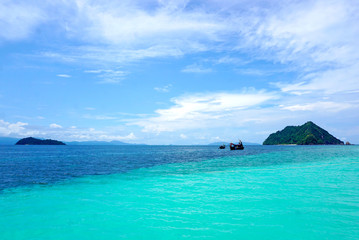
xmin=15 ymin=137 xmax=66 ymax=145
xmin=263 ymin=121 xmax=344 ymax=145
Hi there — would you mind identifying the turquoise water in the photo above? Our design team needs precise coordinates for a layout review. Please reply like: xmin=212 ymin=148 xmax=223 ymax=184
xmin=1 ymin=145 xmax=359 ymax=239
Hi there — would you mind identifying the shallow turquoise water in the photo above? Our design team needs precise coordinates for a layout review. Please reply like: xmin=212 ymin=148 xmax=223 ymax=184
xmin=1 ymin=146 xmax=359 ymax=239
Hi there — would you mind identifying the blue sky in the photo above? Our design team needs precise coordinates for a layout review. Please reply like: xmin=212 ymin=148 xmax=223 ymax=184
xmin=1 ymin=0 xmax=359 ymax=144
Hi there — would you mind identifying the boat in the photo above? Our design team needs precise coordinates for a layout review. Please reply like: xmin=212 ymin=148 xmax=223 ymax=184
xmin=219 ymin=144 xmax=226 ymax=149
xmin=230 ymin=140 xmax=244 ymax=150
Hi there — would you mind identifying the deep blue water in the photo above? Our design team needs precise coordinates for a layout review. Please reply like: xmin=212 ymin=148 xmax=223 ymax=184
xmin=0 ymin=145 xmax=354 ymax=191
xmin=0 ymin=145 xmax=272 ymax=190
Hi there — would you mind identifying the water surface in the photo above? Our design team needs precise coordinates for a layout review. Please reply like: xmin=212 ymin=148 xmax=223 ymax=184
xmin=1 ymin=145 xmax=358 ymax=239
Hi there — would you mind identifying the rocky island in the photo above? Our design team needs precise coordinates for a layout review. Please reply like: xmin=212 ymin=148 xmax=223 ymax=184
xmin=263 ymin=121 xmax=344 ymax=145
xmin=15 ymin=137 xmax=66 ymax=145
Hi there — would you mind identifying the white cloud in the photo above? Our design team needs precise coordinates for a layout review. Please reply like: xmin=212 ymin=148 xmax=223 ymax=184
xmin=131 ymin=90 xmax=278 ymax=133
xmin=0 ymin=1 xmax=44 ymax=41
xmin=278 ymin=63 xmax=359 ymax=94
xmin=281 ymin=101 xmax=353 ymax=112
xmin=237 ymin=69 xmax=268 ymax=76
xmin=75 ymin=1 xmax=227 ymax=45
xmin=49 ymin=123 xmax=63 ymax=129
xmin=65 ymin=129 xmax=137 ymax=142
xmin=57 ymin=74 xmax=71 ymax=78
xmin=73 ymin=129 xmax=136 ymax=142
xmin=0 ymin=120 xmax=28 ymax=136
xmin=82 ymin=114 xmax=117 ymax=120
xmin=41 ymin=45 xmax=185 ymax=65
xmin=182 ymin=64 xmax=212 ymax=73
xmin=110 ymin=132 xmax=136 ymax=141
xmin=154 ymin=84 xmax=172 ymax=93
xmin=241 ymin=0 xmax=359 ymax=95
xmin=85 ymin=69 xmax=127 ymax=84
xmin=180 ymin=134 xmax=187 ymax=139
xmin=61 ymin=129 xmax=136 ymax=142
xmin=244 ymin=0 xmax=358 ymax=64
xmin=34 ymin=0 xmax=230 ymax=64
xmin=215 ymin=56 xmax=248 ymax=65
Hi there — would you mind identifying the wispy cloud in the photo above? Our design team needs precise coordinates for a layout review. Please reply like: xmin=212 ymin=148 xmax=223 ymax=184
xmin=131 ymin=90 xmax=278 ymax=133
xmin=240 ymin=0 xmax=358 ymax=64
xmin=280 ymin=101 xmax=354 ymax=112
xmin=214 ymin=56 xmax=249 ymax=65
xmin=236 ymin=69 xmax=270 ymax=76
xmin=40 ymin=45 xmax=185 ymax=65
xmin=82 ymin=114 xmax=117 ymax=120
xmin=180 ymin=134 xmax=187 ymax=139
xmin=56 ymin=74 xmax=71 ymax=78
xmin=4 ymin=0 xmax=359 ymax=67
xmin=277 ymin=63 xmax=359 ymax=94
xmin=0 ymin=1 xmax=44 ymax=41
xmin=85 ymin=69 xmax=127 ymax=84
xmin=182 ymin=64 xmax=212 ymax=73
xmin=31 ymin=0 xmax=230 ymax=64
xmin=50 ymin=123 xmax=62 ymax=129
xmin=7 ymin=0 xmax=357 ymax=85
xmin=239 ymin=0 xmax=359 ymax=95
xmin=154 ymin=84 xmax=172 ymax=93
xmin=81 ymin=1 xmax=226 ymax=45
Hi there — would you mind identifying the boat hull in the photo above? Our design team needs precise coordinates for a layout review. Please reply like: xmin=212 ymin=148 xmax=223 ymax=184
xmin=230 ymin=145 xmax=244 ymax=150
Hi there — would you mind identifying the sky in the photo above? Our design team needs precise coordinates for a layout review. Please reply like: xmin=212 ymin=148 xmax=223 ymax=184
xmin=1 ymin=0 xmax=359 ymax=144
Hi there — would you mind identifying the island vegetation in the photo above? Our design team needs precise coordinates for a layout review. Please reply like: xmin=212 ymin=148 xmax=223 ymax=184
xmin=15 ymin=137 xmax=66 ymax=145
xmin=263 ymin=121 xmax=344 ymax=145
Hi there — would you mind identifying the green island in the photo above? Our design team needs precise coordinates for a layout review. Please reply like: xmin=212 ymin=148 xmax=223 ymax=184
xmin=263 ymin=121 xmax=344 ymax=145
xmin=15 ymin=137 xmax=66 ymax=145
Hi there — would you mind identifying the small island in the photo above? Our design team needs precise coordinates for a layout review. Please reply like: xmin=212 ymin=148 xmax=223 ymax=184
xmin=263 ymin=121 xmax=344 ymax=145
xmin=15 ymin=137 xmax=66 ymax=145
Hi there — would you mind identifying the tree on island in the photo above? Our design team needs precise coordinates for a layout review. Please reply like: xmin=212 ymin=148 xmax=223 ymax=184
xmin=15 ymin=137 xmax=66 ymax=145
xmin=263 ymin=121 xmax=344 ymax=145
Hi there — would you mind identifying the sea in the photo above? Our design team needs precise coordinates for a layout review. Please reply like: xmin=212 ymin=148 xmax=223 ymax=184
xmin=0 ymin=145 xmax=358 ymax=240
